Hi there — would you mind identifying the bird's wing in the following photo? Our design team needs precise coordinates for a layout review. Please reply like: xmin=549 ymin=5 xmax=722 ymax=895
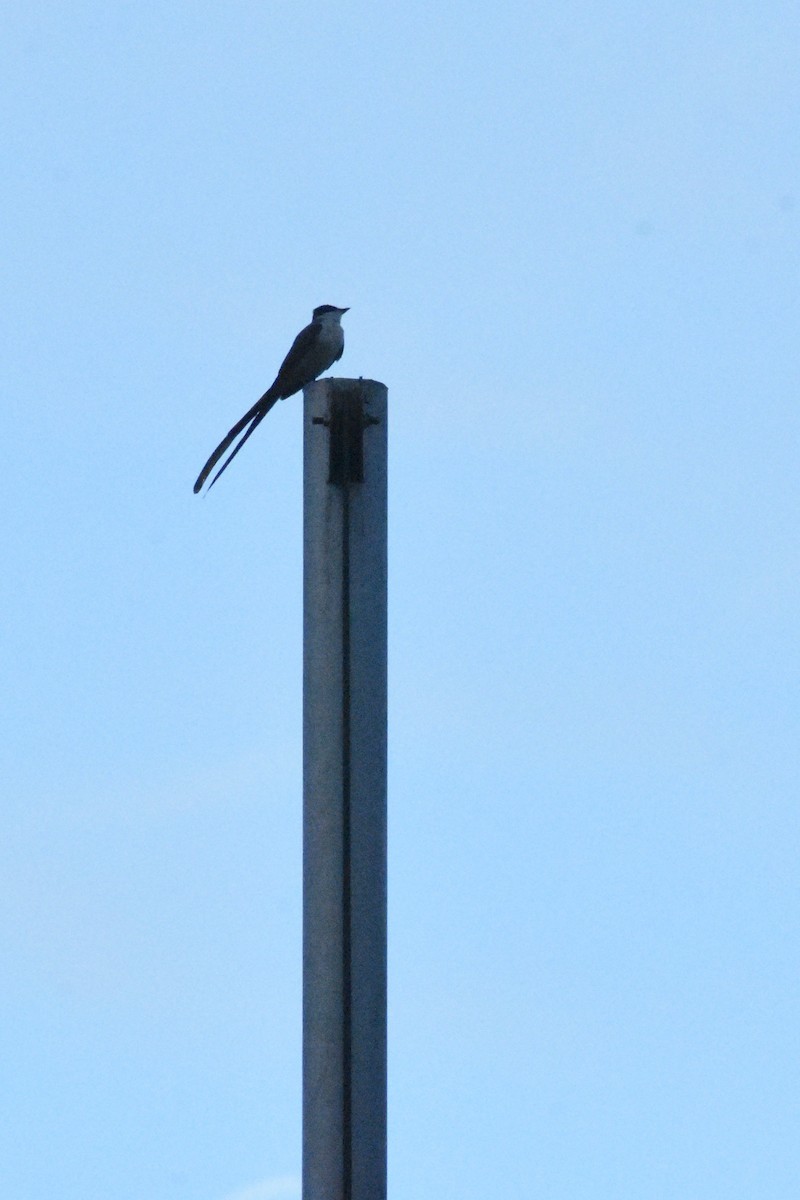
xmin=193 ymin=391 xmax=278 ymax=493
xmin=271 ymin=321 xmax=321 ymax=398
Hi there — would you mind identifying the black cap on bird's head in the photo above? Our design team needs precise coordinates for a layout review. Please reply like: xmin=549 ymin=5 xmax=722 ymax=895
xmin=313 ymin=304 xmax=349 ymax=318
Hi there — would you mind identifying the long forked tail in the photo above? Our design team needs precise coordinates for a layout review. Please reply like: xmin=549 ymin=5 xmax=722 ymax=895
xmin=193 ymin=389 xmax=279 ymax=493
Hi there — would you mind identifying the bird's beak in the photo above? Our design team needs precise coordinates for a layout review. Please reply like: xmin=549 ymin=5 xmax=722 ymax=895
xmin=340 ymin=307 xmax=350 ymax=313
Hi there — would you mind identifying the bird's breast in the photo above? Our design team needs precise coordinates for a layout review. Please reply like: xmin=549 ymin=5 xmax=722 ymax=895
xmin=315 ymin=322 xmax=344 ymax=362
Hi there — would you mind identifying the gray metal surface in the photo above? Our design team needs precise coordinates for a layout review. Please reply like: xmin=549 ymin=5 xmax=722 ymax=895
xmin=302 ymin=378 xmax=388 ymax=1200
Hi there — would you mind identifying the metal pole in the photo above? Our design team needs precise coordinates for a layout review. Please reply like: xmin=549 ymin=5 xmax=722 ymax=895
xmin=302 ymin=378 xmax=388 ymax=1200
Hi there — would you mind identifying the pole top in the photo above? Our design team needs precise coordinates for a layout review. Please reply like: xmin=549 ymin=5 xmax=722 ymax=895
xmin=309 ymin=380 xmax=386 ymax=486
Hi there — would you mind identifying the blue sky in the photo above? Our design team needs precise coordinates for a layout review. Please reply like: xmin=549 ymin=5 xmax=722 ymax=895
xmin=2 ymin=2 xmax=798 ymax=1197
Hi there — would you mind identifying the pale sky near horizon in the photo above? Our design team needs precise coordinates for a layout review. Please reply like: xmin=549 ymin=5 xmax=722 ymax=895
xmin=2 ymin=2 xmax=799 ymax=1198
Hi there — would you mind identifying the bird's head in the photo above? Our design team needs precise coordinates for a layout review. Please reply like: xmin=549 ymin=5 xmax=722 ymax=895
xmin=313 ymin=304 xmax=349 ymax=323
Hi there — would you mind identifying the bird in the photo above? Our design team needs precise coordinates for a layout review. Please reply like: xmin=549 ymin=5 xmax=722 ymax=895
xmin=193 ymin=304 xmax=349 ymax=493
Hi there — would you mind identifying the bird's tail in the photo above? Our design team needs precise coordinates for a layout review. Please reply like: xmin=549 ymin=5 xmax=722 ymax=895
xmin=193 ymin=387 xmax=280 ymax=493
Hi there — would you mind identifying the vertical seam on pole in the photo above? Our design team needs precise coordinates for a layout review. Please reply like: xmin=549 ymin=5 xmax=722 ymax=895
xmin=341 ymin=433 xmax=353 ymax=1200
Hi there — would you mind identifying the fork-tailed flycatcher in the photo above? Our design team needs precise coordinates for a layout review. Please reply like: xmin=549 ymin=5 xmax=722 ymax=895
xmin=193 ymin=304 xmax=349 ymax=493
